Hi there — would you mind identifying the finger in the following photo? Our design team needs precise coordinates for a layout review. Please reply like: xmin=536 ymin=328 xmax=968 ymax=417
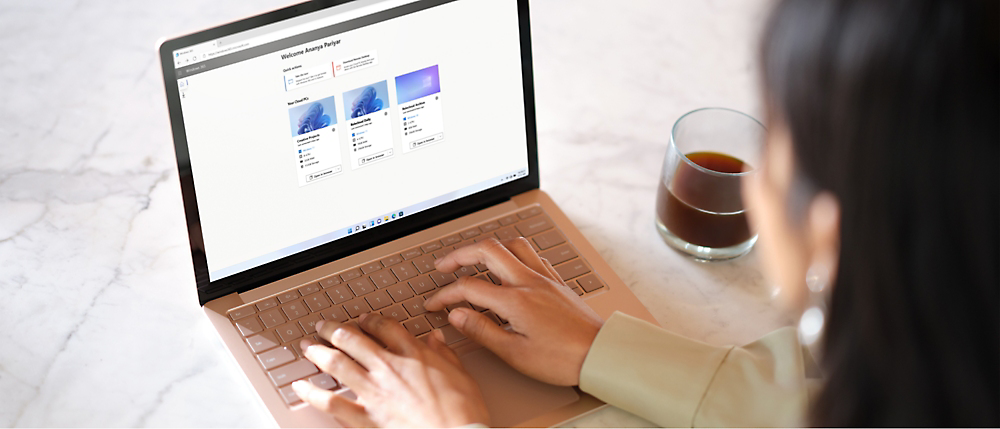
xmin=302 ymin=343 xmax=374 ymax=396
xmin=426 ymin=329 xmax=462 ymax=367
xmin=540 ymin=257 xmax=564 ymax=285
xmin=499 ymin=237 xmax=550 ymax=277
xmin=358 ymin=313 xmax=419 ymax=356
xmin=448 ymin=307 xmax=520 ymax=354
xmin=433 ymin=238 xmax=535 ymax=283
xmin=424 ymin=275 xmax=507 ymax=312
xmin=316 ymin=320 xmax=388 ymax=371
xmin=291 ymin=380 xmax=375 ymax=428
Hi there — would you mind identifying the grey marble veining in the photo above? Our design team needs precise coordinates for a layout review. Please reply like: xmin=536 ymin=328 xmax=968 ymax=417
xmin=0 ymin=0 xmax=786 ymax=426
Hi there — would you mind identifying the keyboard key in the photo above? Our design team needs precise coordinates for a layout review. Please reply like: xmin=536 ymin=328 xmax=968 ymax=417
xmin=555 ymin=259 xmax=591 ymax=281
xmin=298 ymin=283 xmax=321 ymax=296
xmin=391 ymin=262 xmax=418 ymax=281
xmin=401 ymin=248 xmax=423 ymax=260
xmin=454 ymin=266 xmax=477 ymax=278
xmin=411 ymin=254 xmax=437 ymax=274
xmin=515 ymin=216 xmax=553 ymax=237
xmin=340 ymin=268 xmax=362 ymax=282
xmin=257 ymin=346 xmax=295 ymax=370
xmin=402 ymin=296 xmax=428 ymax=317
xmin=408 ymin=275 xmax=436 ymax=294
xmin=532 ymin=230 xmax=566 ymax=250
xmin=304 ymin=293 xmax=332 ymax=312
xmin=430 ymin=271 xmax=457 ymax=287
xmin=380 ymin=304 xmax=408 ymax=322
xmin=256 ymin=298 xmax=278 ymax=311
xmin=278 ymin=385 xmax=301 ymax=405
xmin=381 ymin=254 xmax=404 ymax=267
xmin=432 ymin=247 xmax=455 ymax=258
xmin=246 ymin=331 xmax=280 ymax=353
xmin=426 ymin=311 xmax=449 ymax=328
xmin=475 ymin=264 xmax=488 ymax=272
xmin=281 ymin=301 xmax=309 ymax=320
xmin=235 ymin=317 xmax=264 ymax=336
xmin=420 ymin=241 xmax=443 ymax=253
xmin=361 ymin=261 xmax=383 ymax=274
xmin=487 ymin=272 xmax=503 ymax=285
xmin=497 ymin=214 xmax=519 ymax=226
xmin=229 ymin=306 xmax=257 ymax=320
xmin=454 ymin=241 xmax=475 ymax=250
xmin=259 ymin=308 xmax=286 ymax=328
xmin=470 ymin=302 xmax=489 ymax=312
xmin=473 ymin=274 xmax=490 ymax=284
xmin=439 ymin=325 xmax=467 ymax=344
xmin=370 ymin=271 xmax=397 ymax=288
xmin=494 ymin=226 xmax=521 ymax=241
xmin=268 ymin=359 xmax=319 ymax=387
xmin=517 ymin=206 xmax=542 ymax=219
xmin=343 ymin=297 xmax=373 ymax=318
xmin=347 ymin=278 xmax=376 ymax=296
xmin=365 ymin=290 xmax=393 ymax=310
xmin=319 ymin=276 xmax=342 ymax=289
xmin=319 ymin=305 xmax=349 ymax=322
xmin=326 ymin=285 xmax=355 ymax=304
xmin=440 ymin=234 xmax=462 ymax=246
xmin=276 ymin=322 xmax=304 ymax=343
xmin=577 ymin=274 xmax=605 ymax=292
xmin=309 ymin=373 xmax=338 ymax=390
xmin=386 ymin=282 xmax=415 ymax=302
xmin=403 ymin=316 xmax=432 ymax=336
xmin=299 ymin=313 xmax=322 ymax=334
xmin=277 ymin=290 xmax=301 ymax=303
xmin=572 ymin=286 xmax=584 ymax=296
xmin=539 ymin=244 xmax=578 ymax=266
xmin=460 ymin=228 xmax=481 ymax=239
xmin=479 ymin=221 xmax=501 ymax=233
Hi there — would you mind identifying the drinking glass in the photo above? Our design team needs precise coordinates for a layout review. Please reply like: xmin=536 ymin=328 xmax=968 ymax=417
xmin=655 ymin=107 xmax=764 ymax=260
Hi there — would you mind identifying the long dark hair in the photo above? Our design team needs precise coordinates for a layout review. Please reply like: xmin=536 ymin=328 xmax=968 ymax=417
xmin=760 ymin=0 xmax=999 ymax=426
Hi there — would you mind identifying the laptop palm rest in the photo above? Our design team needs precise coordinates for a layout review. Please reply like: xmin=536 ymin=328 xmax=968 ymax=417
xmin=459 ymin=348 xmax=580 ymax=427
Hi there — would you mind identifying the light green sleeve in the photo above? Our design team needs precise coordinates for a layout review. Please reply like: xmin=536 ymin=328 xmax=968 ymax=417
xmin=579 ymin=311 xmax=818 ymax=427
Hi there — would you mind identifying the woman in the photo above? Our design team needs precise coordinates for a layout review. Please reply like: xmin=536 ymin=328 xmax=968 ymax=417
xmin=291 ymin=0 xmax=999 ymax=426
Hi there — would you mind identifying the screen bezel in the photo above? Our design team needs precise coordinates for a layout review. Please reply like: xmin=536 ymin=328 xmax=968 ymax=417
xmin=157 ymin=0 xmax=539 ymax=305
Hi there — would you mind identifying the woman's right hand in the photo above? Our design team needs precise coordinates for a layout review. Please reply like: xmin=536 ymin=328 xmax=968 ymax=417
xmin=423 ymin=237 xmax=604 ymax=386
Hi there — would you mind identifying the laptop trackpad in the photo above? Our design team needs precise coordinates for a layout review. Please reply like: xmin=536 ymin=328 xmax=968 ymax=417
xmin=459 ymin=348 xmax=580 ymax=427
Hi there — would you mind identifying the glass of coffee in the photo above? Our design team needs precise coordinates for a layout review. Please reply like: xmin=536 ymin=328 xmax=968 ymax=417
xmin=655 ymin=107 xmax=764 ymax=260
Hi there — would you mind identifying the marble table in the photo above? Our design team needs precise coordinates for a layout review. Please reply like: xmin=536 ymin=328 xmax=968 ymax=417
xmin=0 ymin=0 xmax=790 ymax=426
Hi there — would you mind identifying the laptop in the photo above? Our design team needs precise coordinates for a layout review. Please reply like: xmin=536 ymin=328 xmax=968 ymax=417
xmin=157 ymin=0 xmax=658 ymax=426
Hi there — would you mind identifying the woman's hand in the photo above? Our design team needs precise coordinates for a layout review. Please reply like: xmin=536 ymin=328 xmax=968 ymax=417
xmin=293 ymin=315 xmax=490 ymax=427
xmin=424 ymin=237 xmax=604 ymax=386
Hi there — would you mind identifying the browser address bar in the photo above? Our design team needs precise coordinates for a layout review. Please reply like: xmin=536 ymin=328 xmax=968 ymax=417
xmin=201 ymin=0 xmax=419 ymax=60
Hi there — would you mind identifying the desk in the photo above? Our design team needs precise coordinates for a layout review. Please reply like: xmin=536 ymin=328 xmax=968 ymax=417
xmin=0 ymin=0 xmax=789 ymax=426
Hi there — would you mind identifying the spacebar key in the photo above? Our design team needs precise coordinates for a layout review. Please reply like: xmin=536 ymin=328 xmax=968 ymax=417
xmin=268 ymin=359 xmax=319 ymax=387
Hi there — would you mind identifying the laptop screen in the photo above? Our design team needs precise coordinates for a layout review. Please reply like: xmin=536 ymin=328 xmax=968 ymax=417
xmin=171 ymin=0 xmax=529 ymax=282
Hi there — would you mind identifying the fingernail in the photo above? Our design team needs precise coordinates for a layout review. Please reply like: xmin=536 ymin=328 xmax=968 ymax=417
xmin=315 ymin=320 xmax=326 ymax=331
xmin=292 ymin=380 xmax=309 ymax=392
xmin=433 ymin=258 xmax=442 ymax=266
xmin=300 ymin=338 xmax=315 ymax=350
xmin=358 ymin=312 xmax=369 ymax=322
xmin=449 ymin=308 xmax=468 ymax=327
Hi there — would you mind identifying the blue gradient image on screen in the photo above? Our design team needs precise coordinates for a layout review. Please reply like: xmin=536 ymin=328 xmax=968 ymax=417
xmin=288 ymin=95 xmax=337 ymax=136
xmin=395 ymin=65 xmax=440 ymax=105
xmin=343 ymin=80 xmax=389 ymax=119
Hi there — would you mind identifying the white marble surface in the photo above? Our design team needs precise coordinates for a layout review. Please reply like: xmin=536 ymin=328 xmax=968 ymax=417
xmin=0 ymin=0 xmax=788 ymax=426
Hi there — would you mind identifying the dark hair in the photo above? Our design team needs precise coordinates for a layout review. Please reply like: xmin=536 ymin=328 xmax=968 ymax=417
xmin=760 ymin=0 xmax=999 ymax=426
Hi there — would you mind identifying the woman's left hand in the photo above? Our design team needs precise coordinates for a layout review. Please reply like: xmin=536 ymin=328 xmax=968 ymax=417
xmin=293 ymin=314 xmax=490 ymax=427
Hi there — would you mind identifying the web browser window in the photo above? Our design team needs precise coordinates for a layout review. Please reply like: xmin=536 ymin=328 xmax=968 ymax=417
xmin=173 ymin=0 xmax=529 ymax=281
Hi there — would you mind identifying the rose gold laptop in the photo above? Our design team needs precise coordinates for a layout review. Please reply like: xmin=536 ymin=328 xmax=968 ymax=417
xmin=158 ymin=0 xmax=657 ymax=426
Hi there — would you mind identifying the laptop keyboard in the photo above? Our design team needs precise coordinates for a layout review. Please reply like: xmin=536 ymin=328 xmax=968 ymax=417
xmin=225 ymin=205 xmax=607 ymax=407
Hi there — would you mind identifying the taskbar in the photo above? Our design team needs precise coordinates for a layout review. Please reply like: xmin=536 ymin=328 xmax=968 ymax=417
xmin=208 ymin=167 xmax=529 ymax=281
